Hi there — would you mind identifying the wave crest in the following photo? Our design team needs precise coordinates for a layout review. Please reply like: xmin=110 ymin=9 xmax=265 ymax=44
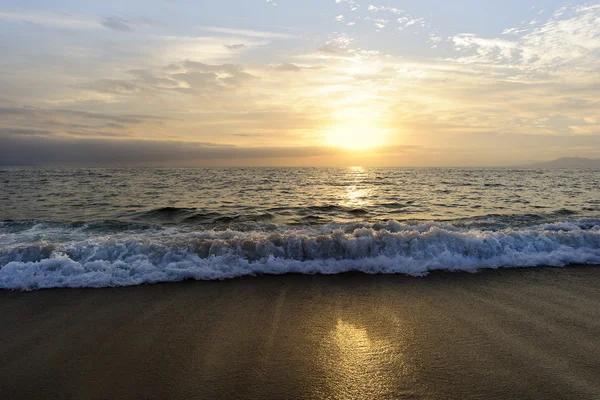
xmin=1 ymin=220 xmax=600 ymax=290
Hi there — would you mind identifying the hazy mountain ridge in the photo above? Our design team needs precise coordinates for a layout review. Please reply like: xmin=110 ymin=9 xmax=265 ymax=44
xmin=524 ymin=157 xmax=600 ymax=169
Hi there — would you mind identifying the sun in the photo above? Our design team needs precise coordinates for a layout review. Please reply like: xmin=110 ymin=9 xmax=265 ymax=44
xmin=324 ymin=119 xmax=388 ymax=150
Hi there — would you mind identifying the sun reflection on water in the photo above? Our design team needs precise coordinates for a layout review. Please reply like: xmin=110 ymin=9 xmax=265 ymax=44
xmin=342 ymin=166 xmax=373 ymax=210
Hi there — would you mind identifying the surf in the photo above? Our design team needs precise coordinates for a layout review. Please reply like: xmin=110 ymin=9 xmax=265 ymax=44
xmin=1 ymin=219 xmax=599 ymax=290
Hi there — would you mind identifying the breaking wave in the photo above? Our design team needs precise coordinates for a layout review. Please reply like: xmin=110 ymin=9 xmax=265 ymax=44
xmin=1 ymin=219 xmax=600 ymax=290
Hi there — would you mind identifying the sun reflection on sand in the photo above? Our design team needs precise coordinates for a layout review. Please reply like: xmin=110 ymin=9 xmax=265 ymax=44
xmin=321 ymin=319 xmax=402 ymax=399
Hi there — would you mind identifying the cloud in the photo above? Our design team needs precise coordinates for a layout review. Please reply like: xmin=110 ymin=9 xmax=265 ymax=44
xmin=0 ymin=127 xmax=53 ymax=137
xmin=0 ymin=136 xmax=343 ymax=166
xmin=100 ymin=15 xmax=167 ymax=32
xmin=452 ymin=34 xmax=518 ymax=61
xmin=200 ymin=26 xmax=294 ymax=39
xmin=0 ymin=10 xmax=100 ymax=30
xmin=179 ymin=60 xmax=256 ymax=86
xmin=273 ymin=62 xmax=302 ymax=71
xmin=0 ymin=133 xmax=428 ymax=166
xmin=366 ymin=5 xmax=430 ymax=33
xmin=0 ymin=107 xmax=168 ymax=125
xmin=101 ymin=16 xmax=132 ymax=32
xmin=451 ymin=4 xmax=600 ymax=72
xmin=1 ymin=3 xmax=598 ymax=167
xmin=367 ymin=5 xmax=405 ymax=15
xmin=0 ymin=10 xmax=166 ymax=33
xmin=335 ymin=0 xmax=359 ymax=11
xmin=271 ymin=63 xmax=323 ymax=71
xmin=127 ymin=69 xmax=179 ymax=87
xmin=5 ymin=131 xmax=595 ymax=167
xmin=154 ymin=35 xmax=269 ymax=63
xmin=569 ymin=125 xmax=600 ymax=135
xmin=224 ymin=44 xmax=246 ymax=50
xmin=0 ymin=107 xmax=171 ymax=141
xmin=78 ymin=79 xmax=142 ymax=95
xmin=78 ymin=61 xmax=256 ymax=98
xmin=313 ymin=35 xmax=381 ymax=62
xmin=364 ymin=17 xmax=388 ymax=30
xmin=501 ymin=27 xmax=529 ymax=35
xmin=190 ymin=109 xmax=329 ymax=134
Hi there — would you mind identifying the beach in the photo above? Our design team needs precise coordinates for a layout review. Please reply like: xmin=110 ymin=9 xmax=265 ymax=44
xmin=1 ymin=266 xmax=600 ymax=399
xmin=2 ymin=0 xmax=600 ymax=396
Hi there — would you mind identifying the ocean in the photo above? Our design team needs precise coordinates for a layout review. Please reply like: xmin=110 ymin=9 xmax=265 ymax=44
xmin=1 ymin=167 xmax=599 ymax=290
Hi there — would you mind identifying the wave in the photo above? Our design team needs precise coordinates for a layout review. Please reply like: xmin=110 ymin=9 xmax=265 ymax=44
xmin=126 ymin=207 xmax=276 ymax=225
xmin=122 ymin=205 xmax=378 ymax=226
xmin=1 ymin=219 xmax=600 ymax=290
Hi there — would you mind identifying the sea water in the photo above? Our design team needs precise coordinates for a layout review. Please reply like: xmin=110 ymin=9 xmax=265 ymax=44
xmin=1 ymin=167 xmax=599 ymax=290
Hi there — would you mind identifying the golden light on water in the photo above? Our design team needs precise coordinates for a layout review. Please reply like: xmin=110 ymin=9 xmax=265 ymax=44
xmin=343 ymin=185 xmax=371 ymax=209
xmin=341 ymin=166 xmax=372 ymax=209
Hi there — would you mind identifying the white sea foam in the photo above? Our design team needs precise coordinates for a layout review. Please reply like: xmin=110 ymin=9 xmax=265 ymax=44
xmin=1 ymin=220 xmax=600 ymax=290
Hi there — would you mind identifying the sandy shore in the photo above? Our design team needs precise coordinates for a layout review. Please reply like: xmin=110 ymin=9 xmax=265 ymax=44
xmin=1 ymin=266 xmax=600 ymax=399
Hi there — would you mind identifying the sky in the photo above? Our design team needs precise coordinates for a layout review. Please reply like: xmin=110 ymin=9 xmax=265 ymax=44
xmin=0 ymin=0 xmax=599 ymax=166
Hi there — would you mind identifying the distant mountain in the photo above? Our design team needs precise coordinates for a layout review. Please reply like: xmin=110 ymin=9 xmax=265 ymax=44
xmin=525 ymin=157 xmax=600 ymax=169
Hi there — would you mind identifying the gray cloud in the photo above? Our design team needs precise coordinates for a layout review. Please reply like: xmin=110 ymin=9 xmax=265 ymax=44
xmin=78 ymin=79 xmax=141 ymax=95
xmin=0 ymin=107 xmax=168 ymax=125
xmin=101 ymin=15 xmax=167 ymax=32
xmin=2 ymin=131 xmax=594 ymax=167
xmin=0 ymin=107 xmax=171 ymax=141
xmin=136 ymin=17 xmax=168 ymax=28
xmin=183 ymin=60 xmax=255 ymax=84
xmin=170 ymin=71 xmax=221 ymax=92
xmin=0 ymin=137 xmax=346 ymax=166
xmin=127 ymin=69 xmax=179 ymax=87
xmin=224 ymin=44 xmax=246 ymax=50
xmin=101 ymin=16 xmax=132 ymax=32
xmin=80 ymin=61 xmax=256 ymax=98
xmin=0 ymin=128 xmax=53 ymax=136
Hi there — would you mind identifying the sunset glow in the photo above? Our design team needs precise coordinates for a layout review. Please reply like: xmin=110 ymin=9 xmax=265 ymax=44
xmin=0 ymin=1 xmax=598 ymax=166
xmin=324 ymin=120 xmax=389 ymax=150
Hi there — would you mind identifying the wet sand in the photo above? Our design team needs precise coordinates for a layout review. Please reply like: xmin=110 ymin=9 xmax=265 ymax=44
xmin=1 ymin=266 xmax=600 ymax=400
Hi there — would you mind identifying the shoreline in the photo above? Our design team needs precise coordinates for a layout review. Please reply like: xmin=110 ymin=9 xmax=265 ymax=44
xmin=2 ymin=263 xmax=600 ymax=292
xmin=2 ymin=266 xmax=600 ymax=399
